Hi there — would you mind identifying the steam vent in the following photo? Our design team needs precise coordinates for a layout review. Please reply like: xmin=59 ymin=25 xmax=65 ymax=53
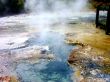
xmin=0 ymin=0 xmax=110 ymax=82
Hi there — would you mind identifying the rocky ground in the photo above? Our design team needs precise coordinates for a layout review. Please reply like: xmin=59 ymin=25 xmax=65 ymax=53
xmin=66 ymin=23 xmax=110 ymax=82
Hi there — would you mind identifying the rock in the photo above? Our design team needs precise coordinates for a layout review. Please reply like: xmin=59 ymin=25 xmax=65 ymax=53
xmin=68 ymin=45 xmax=110 ymax=68
xmin=40 ymin=46 xmax=49 ymax=54
xmin=0 ymin=76 xmax=18 ymax=82
xmin=90 ymin=70 xmax=97 ymax=76
xmin=68 ymin=45 xmax=110 ymax=81
xmin=65 ymin=37 xmax=85 ymax=47
xmin=0 ymin=76 xmax=11 ymax=82
xmin=80 ymin=77 xmax=106 ymax=82
xmin=47 ymin=54 xmax=54 ymax=59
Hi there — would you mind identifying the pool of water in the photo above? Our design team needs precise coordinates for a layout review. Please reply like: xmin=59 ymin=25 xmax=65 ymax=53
xmin=15 ymin=31 xmax=74 ymax=82
xmin=1 ymin=12 xmax=108 ymax=82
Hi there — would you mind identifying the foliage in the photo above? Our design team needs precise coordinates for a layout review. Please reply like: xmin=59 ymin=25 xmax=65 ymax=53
xmin=91 ymin=0 xmax=110 ymax=3
xmin=7 ymin=0 xmax=24 ymax=13
xmin=89 ymin=0 xmax=110 ymax=8
xmin=0 ymin=0 xmax=25 ymax=15
xmin=0 ymin=0 xmax=5 ymax=14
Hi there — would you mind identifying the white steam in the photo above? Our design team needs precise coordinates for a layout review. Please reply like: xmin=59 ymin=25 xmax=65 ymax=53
xmin=73 ymin=0 xmax=88 ymax=12
xmin=24 ymin=0 xmax=90 ymax=37
xmin=25 ymin=0 xmax=88 ymax=13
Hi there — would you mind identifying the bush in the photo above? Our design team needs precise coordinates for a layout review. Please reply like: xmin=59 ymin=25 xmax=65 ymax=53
xmin=7 ymin=0 xmax=24 ymax=13
xmin=0 ymin=1 xmax=5 ymax=14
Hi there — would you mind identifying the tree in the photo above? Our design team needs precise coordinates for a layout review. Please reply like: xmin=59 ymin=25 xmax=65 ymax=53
xmin=0 ymin=0 xmax=5 ymax=14
xmin=7 ymin=0 xmax=24 ymax=13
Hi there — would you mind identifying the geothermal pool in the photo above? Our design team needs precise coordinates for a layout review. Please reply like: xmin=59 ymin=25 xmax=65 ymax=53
xmin=0 ymin=10 xmax=110 ymax=82
xmin=0 ymin=0 xmax=110 ymax=81
xmin=15 ymin=32 xmax=74 ymax=82
xmin=0 ymin=12 xmax=96 ymax=82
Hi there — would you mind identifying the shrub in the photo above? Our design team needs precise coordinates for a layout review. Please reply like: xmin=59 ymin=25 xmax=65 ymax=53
xmin=7 ymin=0 xmax=24 ymax=13
xmin=0 ymin=0 xmax=5 ymax=14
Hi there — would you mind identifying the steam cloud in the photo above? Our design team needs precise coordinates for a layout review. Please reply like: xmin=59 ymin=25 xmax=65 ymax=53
xmin=25 ymin=0 xmax=88 ymax=13
xmin=24 ymin=0 xmax=89 ymax=38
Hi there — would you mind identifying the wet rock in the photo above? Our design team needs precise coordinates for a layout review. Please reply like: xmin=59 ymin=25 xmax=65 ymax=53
xmin=40 ymin=46 xmax=49 ymax=54
xmin=41 ymin=49 xmax=47 ymax=54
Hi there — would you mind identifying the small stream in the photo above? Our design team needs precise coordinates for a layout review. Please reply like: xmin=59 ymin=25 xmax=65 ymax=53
xmin=15 ymin=31 xmax=74 ymax=82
